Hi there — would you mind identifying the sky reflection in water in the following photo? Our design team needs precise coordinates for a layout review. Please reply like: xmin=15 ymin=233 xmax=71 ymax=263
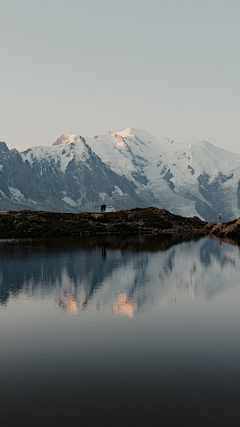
xmin=1 ymin=234 xmax=240 ymax=427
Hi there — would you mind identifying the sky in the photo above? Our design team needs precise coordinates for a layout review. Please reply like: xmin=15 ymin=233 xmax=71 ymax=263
xmin=1 ymin=0 xmax=240 ymax=153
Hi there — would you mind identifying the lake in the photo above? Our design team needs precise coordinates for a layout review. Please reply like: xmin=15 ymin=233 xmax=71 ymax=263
xmin=1 ymin=234 xmax=240 ymax=427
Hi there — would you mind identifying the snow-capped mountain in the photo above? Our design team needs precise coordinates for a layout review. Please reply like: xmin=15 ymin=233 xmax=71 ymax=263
xmin=0 ymin=127 xmax=239 ymax=221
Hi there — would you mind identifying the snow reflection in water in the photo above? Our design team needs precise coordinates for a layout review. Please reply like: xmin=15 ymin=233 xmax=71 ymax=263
xmin=0 ymin=234 xmax=239 ymax=315
xmin=1 ymin=235 xmax=240 ymax=427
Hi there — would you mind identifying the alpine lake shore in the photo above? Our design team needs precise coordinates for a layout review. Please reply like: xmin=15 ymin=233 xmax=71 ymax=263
xmin=0 ymin=207 xmax=240 ymax=247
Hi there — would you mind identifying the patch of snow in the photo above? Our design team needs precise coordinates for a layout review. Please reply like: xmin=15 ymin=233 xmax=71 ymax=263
xmin=9 ymin=187 xmax=25 ymax=201
xmin=22 ymin=138 xmax=88 ymax=173
xmin=62 ymin=197 xmax=77 ymax=207
xmin=113 ymin=186 xmax=125 ymax=197
xmin=99 ymin=192 xmax=107 ymax=200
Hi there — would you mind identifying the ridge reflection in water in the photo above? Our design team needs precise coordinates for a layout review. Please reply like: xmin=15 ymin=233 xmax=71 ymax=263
xmin=0 ymin=234 xmax=238 ymax=314
xmin=1 ymin=234 xmax=240 ymax=426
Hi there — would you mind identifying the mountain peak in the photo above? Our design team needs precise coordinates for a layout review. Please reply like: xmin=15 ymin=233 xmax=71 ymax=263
xmin=52 ymin=134 xmax=87 ymax=147
xmin=116 ymin=127 xmax=154 ymax=139
xmin=117 ymin=127 xmax=136 ymax=136
xmin=52 ymin=134 xmax=76 ymax=146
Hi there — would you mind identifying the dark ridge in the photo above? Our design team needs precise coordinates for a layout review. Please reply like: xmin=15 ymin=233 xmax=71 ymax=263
xmin=0 ymin=207 xmax=207 ymax=239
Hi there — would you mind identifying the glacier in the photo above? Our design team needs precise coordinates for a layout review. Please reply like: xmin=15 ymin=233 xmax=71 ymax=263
xmin=0 ymin=127 xmax=239 ymax=221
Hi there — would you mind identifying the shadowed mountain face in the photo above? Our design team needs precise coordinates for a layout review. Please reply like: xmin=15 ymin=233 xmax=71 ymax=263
xmin=0 ymin=127 xmax=240 ymax=221
xmin=0 ymin=235 xmax=239 ymax=313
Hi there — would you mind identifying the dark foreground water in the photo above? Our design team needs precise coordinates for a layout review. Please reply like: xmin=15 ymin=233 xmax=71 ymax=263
xmin=1 ymin=234 xmax=240 ymax=427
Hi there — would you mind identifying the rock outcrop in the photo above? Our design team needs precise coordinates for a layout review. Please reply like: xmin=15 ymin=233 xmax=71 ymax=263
xmin=205 ymin=217 xmax=240 ymax=241
xmin=1 ymin=207 xmax=240 ymax=247
xmin=0 ymin=207 xmax=207 ymax=238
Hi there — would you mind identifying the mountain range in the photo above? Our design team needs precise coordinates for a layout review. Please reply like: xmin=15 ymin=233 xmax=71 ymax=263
xmin=0 ymin=127 xmax=239 ymax=221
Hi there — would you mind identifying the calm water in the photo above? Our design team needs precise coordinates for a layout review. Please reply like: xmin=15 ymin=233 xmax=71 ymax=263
xmin=1 ymin=234 xmax=240 ymax=427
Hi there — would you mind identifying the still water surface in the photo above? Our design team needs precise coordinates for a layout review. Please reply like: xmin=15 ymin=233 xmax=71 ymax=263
xmin=1 ymin=234 xmax=240 ymax=426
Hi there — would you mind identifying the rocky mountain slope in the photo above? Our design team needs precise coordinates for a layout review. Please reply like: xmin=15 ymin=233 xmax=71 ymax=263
xmin=0 ymin=127 xmax=239 ymax=221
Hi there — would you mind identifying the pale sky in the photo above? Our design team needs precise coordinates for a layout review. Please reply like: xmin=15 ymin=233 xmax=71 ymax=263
xmin=1 ymin=0 xmax=240 ymax=153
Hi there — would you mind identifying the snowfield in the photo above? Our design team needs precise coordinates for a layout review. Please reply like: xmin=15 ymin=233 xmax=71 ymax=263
xmin=0 ymin=127 xmax=239 ymax=221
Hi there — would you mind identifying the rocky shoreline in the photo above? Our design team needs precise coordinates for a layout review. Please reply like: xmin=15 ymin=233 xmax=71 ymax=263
xmin=0 ymin=207 xmax=239 ymax=244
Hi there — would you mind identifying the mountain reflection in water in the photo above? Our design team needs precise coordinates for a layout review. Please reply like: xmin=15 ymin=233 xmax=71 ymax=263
xmin=2 ymin=234 xmax=240 ymax=427
xmin=0 ymin=234 xmax=239 ymax=316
